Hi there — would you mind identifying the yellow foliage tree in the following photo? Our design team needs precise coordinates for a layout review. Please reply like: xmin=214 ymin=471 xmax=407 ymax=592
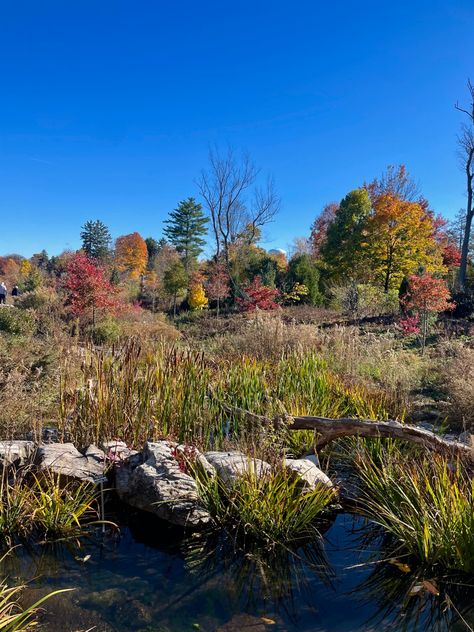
xmin=364 ymin=194 xmax=446 ymax=292
xmin=115 ymin=232 xmax=148 ymax=279
xmin=188 ymin=282 xmax=208 ymax=310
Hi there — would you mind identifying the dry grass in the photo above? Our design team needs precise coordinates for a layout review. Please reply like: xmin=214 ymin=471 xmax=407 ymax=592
xmin=435 ymin=340 xmax=474 ymax=429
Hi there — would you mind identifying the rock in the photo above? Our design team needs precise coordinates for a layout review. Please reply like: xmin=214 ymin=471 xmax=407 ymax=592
xmin=204 ymin=451 xmax=271 ymax=485
xmin=101 ymin=440 xmax=138 ymax=461
xmin=84 ymin=444 xmax=106 ymax=463
xmin=34 ymin=443 xmax=106 ymax=483
xmin=302 ymin=452 xmax=321 ymax=468
xmin=0 ymin=440 xmax=35 ymax=467
xmin=285 ymin=458 xmax=334 ymax=490
xmin=115 ymin=441 xmax=211 ymax=529
xmin=217 ymin=613 xmax=269 ymax=631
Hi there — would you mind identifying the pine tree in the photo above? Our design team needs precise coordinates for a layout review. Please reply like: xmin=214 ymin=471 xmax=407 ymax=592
xmin=163 ymin=198 xmax=208 ymax=273
xmin=80 ymin=220 xmax=112 ymax=262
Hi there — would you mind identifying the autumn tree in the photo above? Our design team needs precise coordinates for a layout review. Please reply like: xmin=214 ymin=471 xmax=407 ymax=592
xmin=310 ymin=202 xmax=338 ymax=258
xmin=188 ymin=272 xmax=208 ymax=310
xmin=320 ymin=189 xmax=371 ymax=282
xmin=115 ymin=232 xmax=148 ymax=279
xmin=163 ymin=260 xmax=188 ymax=316
xmin=455 ymin=81 xmax=474 ymax=290
xmin=365 ymin=194 xmax=445 ymax=292
xmin=237 ymin=277 xmax=280 ymax=311
xmin=402 ymin=273 xmax=454 ymax=352
xmin=63 ymin=252 xmax=117 ymax=327
xmin=163 ymin=198 xmax=208 ymax=273
xmin=80 ymin=220 xmax=112 ymax=262
xmin=206 ymin=262 xmax=230 ymax=316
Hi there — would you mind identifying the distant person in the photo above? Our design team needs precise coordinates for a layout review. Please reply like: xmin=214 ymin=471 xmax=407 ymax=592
xmin=11 ymin=285 xmax=19 ymax=298
xmin=0 ymin=282 xmax=7 ymax=305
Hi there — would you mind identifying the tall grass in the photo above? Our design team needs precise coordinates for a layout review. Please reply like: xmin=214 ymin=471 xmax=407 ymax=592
xmin=60 ymin=339 xmax=395 ymax=449
xmin=353 ymin=442 xmax=474 ymax=572
xmin=0 ymin=469 xmax=100 ymax=544
xmin=195 ymin=467 xmax=336 ymax=546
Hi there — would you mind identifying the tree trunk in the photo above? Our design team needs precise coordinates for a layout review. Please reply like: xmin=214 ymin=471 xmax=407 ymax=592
xmin=459 ymin=150 xmax=473 ymax=290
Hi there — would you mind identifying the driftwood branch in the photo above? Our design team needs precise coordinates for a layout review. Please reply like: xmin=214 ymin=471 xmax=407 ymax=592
xmin=221 ymin=403 xmax=472 ymax=459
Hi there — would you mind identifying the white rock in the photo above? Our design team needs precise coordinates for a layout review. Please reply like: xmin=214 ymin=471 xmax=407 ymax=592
xmin=285 ymin=458 xmax=334 ymax=490
xmin=0 ymin=440 xmax=35 ymax=467
xmin=34 ymin=443 xmax=106 ymax=483
xmin=204 ymin=451 xmax=271 ymax=485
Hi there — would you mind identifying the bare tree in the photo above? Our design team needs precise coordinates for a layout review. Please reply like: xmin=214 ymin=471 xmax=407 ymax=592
xmin=197 ymin=146 xmax=280 ymax=290
xmin=455 ymin=80 xmax=474 ymax=291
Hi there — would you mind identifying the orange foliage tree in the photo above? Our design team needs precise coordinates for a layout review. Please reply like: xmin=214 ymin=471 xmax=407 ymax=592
xmin=115 ymin=232 xmax=148 ymax=279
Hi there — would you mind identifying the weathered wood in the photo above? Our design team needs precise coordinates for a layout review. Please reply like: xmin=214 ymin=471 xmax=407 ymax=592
xmin=221 ymin=403 xmax=472 ymax=459
xmin=290 ymin=416 xmax=472 ymax=457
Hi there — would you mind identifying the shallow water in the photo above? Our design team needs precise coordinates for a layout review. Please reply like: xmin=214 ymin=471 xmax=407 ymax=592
xmin=4 ymin=510 xmax=474 ymax=632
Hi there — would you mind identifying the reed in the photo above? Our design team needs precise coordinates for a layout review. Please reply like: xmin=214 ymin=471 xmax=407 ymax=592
xmin=60 ymin=340 xmax=394 ymax=450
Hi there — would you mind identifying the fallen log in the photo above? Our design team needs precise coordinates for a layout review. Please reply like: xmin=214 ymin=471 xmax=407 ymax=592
xmin=221 ymin=403 xmax=473 ymax=459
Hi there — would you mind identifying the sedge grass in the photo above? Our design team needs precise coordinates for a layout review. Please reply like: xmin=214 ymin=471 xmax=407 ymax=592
xmin=353 ymin=442 xmax=474 ymax=573
xmin=195 ymin=466 xmax=336 ymax=546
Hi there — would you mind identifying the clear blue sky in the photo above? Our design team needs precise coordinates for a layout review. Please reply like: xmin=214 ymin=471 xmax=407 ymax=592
xmin=1 ymin=0 xmax=473 ymax=257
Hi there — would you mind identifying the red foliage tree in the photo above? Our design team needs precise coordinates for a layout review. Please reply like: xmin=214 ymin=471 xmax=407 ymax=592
xmin=63 ymin=252 xmax=117 ymax=325
xmin=237 ymin=276 xmax=280 ymax=312
xmin=206 ymin=262 xmax=230 ymax=316
xmin=442 ymin=243 xmax=462 ymax=268
xmin=402 ymin=273 xmax=454 ymax=352
xmin=309 ymin=202 xmax=338 ymax=258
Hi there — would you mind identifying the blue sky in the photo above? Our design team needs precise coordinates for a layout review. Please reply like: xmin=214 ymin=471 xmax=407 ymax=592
xmin=0 ymin=0 xmax=473 ymax=257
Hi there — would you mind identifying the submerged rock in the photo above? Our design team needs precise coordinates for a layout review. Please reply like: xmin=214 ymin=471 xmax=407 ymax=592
xmin=34 ymin=442 xmax=106 ymax=483
xmin=115 ymin=441 xmax=211 ymax=529
xmin=0 ymin=440 xmax=35 ymax=467
xmin=284 ymin=458 xmax=334 ymax=490
xmin=204 ymin=451 xmax=271 ymax=485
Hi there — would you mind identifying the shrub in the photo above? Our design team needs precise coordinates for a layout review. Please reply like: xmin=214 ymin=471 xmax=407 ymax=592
xmin=237 ymin=276 xmax=280 ymax=311
xmin=90 ymin=317 xmax=122 ymax=345
xmin=0 ymin=309 xmax=34 ymax=336
xmin=286 ymin=254 xmax=322 ymax=305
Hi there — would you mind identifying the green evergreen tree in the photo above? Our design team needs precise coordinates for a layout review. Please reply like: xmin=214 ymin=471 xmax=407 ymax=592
xmin=145 ymin=237 xmax=167 ymax=270
xmin=163 ymin=198 xmax=208 ymax=273
xmin=286 ymin=254 xmax=322 ymax=305
xmin=80 ymin=220 xmax=112 ymax=261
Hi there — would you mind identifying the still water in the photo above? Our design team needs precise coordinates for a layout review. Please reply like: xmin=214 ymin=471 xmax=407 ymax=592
xmin=4 ymin=509 xmax=474 ymax=632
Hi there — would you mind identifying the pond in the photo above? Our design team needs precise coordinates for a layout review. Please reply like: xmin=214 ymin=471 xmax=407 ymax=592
xmin=4 ymin=508 xmax=474 ymax=632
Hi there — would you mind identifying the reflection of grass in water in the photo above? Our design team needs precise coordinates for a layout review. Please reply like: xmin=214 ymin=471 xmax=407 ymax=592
xmin=181 ymin=528 xmax=334 ymax=622
xmin=348 ymin=523 xmax=474 ymax=632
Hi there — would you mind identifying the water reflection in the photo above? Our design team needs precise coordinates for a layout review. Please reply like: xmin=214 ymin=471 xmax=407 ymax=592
xmin=1 ymin=510 xmax=474 ymax=631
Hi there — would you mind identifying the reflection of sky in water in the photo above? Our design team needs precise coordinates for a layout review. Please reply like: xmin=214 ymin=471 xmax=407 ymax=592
xmin=3 ymin=511 xmax=474 ymax=632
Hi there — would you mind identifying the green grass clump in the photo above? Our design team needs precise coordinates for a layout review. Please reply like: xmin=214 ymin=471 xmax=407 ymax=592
xmin=195 ymin=467 xmax=336 ymax=546
xmin=0 ymin=470 xmax=100 ymax=544
xmin=354 ymin=442 xmax=474 ymax=572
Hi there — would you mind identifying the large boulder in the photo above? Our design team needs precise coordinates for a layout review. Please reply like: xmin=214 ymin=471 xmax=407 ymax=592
xmin=0 ymin=440 xmax=35 ymax=467
xmin=204 ymin=451 xmax=271 ymax=485
xmin=284 ymin=458 xmax=334 ymax=491
xmin=34 ymin=443 xmax=106 ymax=483
xmin=115 ymin=441 xmax=211 ymax=529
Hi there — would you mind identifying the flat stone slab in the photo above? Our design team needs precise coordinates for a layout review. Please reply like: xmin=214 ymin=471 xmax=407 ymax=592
xmin=204 ymin=451 xmax=271 ymax=485
xmin=285 ymin=458 xmax=334 ymax=490
xmin=34 ymin=443 xmax=106 ymax=483
xmin=0 ymin=440 xmax=35 ymax=467
xmin=116 ymin=441 xmax=211 ymax=529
